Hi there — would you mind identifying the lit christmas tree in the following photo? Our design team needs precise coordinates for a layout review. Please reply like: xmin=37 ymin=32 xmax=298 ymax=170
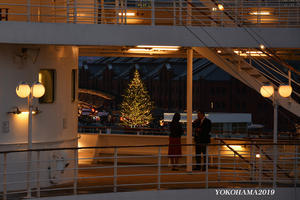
xmin=120 ymin=69 xmax=154 ymax=127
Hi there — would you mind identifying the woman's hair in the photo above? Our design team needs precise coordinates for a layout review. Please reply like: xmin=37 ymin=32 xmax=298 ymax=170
xmin=172 ymin=113 xmax=181 ymax=123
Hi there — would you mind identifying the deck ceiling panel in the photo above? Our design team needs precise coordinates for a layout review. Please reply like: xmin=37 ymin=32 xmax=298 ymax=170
xmin=0 ymin=22 xmax=300 ymax=48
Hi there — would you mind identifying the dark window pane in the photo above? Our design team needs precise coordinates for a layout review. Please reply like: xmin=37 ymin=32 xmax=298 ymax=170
xmin=72 ymin=69 xmax=77 ymax=102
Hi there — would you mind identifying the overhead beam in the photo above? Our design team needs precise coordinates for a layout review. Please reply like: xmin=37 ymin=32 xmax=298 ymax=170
xmin=1 ymin=22 xmax=300 ymax=48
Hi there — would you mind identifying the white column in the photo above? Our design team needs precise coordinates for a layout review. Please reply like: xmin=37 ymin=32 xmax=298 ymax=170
xmin=26 ymin=94 xmax=33 ymax=198
xmin=273 ymin=97 xmax=278 ymax=144
xmin=186 ymin=48 xmax=193 ymax=172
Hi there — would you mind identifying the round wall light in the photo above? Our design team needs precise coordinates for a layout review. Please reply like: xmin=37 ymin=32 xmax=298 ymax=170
xmin=278 ymin=85 xmax=292 ymax=98
xmin=16 ymin=82 xmax=31 ymax=98
xmin=260 ymin=85 xmax=274 ymax=98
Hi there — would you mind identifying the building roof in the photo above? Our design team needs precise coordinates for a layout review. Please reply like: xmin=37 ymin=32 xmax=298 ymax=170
xmin=79 ymin=57 xmax=232 ymax=81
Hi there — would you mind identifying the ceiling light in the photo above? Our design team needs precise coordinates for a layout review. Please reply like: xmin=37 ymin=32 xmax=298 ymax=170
xmin=259 ymin=44 xmax=265 ymax=50
xmin=234 ymin=50 xmax=267 ymax=57
xmin=128 ymin=48 xmax=152 ymax=52
xmin=218 ymin=4 xmax=224 ymax=11
xmin=136 ymin=45 xmax=180 ymax=49
xmin=250 ymin=11 xmax=270 ymax=15
xmin=152 ymin=48 xmax=179 ymax=51
xmin=118 ymin=12 xmax=135 ymax=16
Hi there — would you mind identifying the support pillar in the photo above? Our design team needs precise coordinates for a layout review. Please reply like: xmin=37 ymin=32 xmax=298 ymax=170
xmin=186 ymin=48 xmax=193 ymax=172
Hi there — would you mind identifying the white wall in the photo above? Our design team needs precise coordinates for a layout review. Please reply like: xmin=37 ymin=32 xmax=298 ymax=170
xmin=0 ymin=45 xmax=78 ymax=147
xmin=0 ymin=44 xmax=79 ymax=190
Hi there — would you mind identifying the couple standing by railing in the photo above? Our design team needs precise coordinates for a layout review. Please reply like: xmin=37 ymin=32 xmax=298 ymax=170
xmin=168 ymin=110 xmax=212 ymax=171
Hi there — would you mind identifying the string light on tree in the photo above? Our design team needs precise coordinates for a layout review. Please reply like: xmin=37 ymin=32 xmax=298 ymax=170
xmin=120 ymin=69 xmax=154 ymax=127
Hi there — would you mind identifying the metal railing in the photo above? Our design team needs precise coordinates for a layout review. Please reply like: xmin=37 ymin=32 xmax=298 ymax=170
xmin=0 ymin=142 xmax=299 ymax=199
xmin=0 ymin=0 xmax=299 ymax=27
xmin=78 ymin=125 xmax=299 ymax=139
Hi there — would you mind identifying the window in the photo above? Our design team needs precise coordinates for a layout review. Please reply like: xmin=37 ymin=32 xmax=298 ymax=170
xmin=232 ymin=123 xmax=247 ymax=133
xmin=0 ymin=8 xmax=8 ymax=21
xmin=71 ymin=69 xmax=77 ymax=102
xmin=39 ymin=69 xmax=55 ymax=103
xmin=212 ymin=123 xmax=223 ymax=133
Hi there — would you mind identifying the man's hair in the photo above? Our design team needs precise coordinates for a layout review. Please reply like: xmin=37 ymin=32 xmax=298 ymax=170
xmin=197 ymin=110 xmax=205 ymax=114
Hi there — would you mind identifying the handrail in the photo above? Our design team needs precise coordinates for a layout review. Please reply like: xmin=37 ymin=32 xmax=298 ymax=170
xmin=0 ymin=0 xmax=299 ymax=28
xmin=254 ymin=144 xmax=292 ymax=179
xmin=78 ymin=125 xmax=298 ymax=136
xmin=0 ymin=142 xmax=299 ymax=199
xmin=220 ymin=139 xmax=271 ymax=178
xmin=1 ymin=142 xmax=300 ymax=154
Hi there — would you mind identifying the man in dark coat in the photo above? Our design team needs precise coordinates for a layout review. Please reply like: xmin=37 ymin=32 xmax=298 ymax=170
xmin=192 ymin=110 xmax=212 ymax=171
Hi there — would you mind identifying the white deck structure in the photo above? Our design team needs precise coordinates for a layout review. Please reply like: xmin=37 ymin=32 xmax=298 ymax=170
xmin=0 ymin=0 xmax=299 ymax=199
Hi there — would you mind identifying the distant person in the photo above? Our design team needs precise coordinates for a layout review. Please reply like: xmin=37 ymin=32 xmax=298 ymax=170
xmin=192 ymin=110 xmax=211 ymax=171
xmin=168 ymin=113 xmax=184 ymax=171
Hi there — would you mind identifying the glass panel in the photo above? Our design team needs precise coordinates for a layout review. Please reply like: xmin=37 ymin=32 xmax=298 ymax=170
xmin=39 ymin=69 xmax=55 ymax=103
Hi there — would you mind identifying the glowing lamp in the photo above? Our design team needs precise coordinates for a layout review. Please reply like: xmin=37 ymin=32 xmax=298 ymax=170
xmin=16 ymin=83 xmax=31 ymax=98
xmin=32 ymin=82 xmax=45 ymax=98
xmin=159 ymin=119 xmax=164 ymax=126
xmin=260 ymin=85 xmax=274 ymax=98
xmin=278 ymin=85 xmax=292 ymax=98
xmin=218 ymin=4 xmax=224 ymax=11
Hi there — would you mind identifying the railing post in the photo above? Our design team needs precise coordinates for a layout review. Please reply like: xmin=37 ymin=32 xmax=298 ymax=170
xmin=187 ymin=0 xmax=191 ymax=26
xmin=151 ymin=0 xmax=155 ymax=26
xmin=273 ymin=145 xmax=277 ymax=187
xmin=3 ymin=153 xmax=7 ymax=200
xmin=67 ymin=0 xmax=69 ymax=23
xmin=27 ymin=0 xmax=31 ymax=22
xmin=205 ymin=145 xmax=208 ymax=188
xmin=233 ymin=152 xmax=236 ymax=179
xmin=36 ymin=151 xmax=40 ymax=198
xmin=235 ymin=0 xmax=238 ymax=25
xmin=218 ymin=142 xmax=221 ymax=182
xmin=179 ymin=0 xmax=182 ymax=25
xmin=94 ymin=0 xmax=98 ymax=24
xmin=241 ymin=0 xmax=244 ymax=25
xmin=120 ymin=0 xmax=124 ymax=24
xmin=157 ymin=147 xmax=161 ymax=190
xmin=26 ymin=151 xmax=32 ymax=198
xmin=259 ymin=147 xmax=262 ymax=187
xmin=101 ymin=0 xmax=104 ymax=24
xmin=250 ymin=142 xmax=254 ymax=181
xmin=73 ymin=149 xmax=78 ymax=195
xmin=124 ymin=0 xmax=127 ymax=24
xmin=115 ymin=0 xmax=119 ymax=24
xmin=294 ymin=145 xmax=298 ymax=187
xmin=74 ymin=0 xmax=77 ymax=23
xmin=113 ymin=147 xmax=118 ymax=192
xmin=173 ymin=1 xmax=176 ymax=25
